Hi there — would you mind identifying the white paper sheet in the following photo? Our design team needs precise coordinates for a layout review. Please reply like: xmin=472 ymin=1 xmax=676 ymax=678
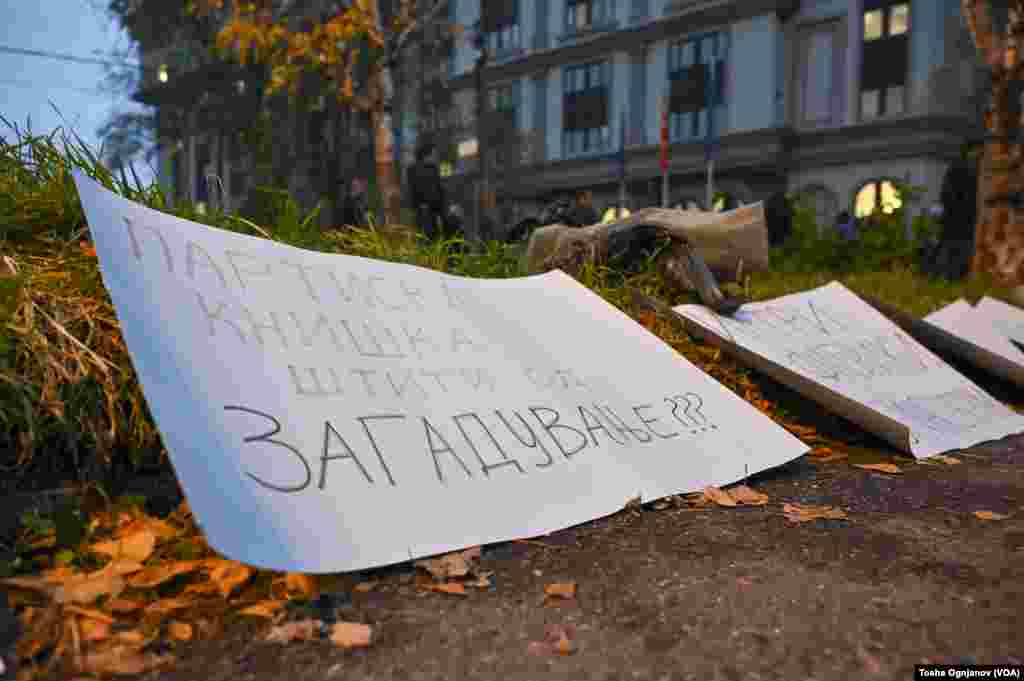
xmin=974 ymin=296 xmax=1024 ymax=346
xmin=924 ymin=299 xmax=1024 ymax=386
xmin=674 ymin=282 xmax=1024 ymax=458
xmin=72 ymin=171 xmax=808 ymax=573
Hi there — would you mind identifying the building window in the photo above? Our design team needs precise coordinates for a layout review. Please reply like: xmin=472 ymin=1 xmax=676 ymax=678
xmin=854 ymin=179 xmax=902 ymax=218
xmin=667 ymin=33 xmax=726 ymax=142
xmin=562 ymin=61 xmax=610 ymax=156
xmin=799 ymin=24 xmax=843 ymax=128
xmin=565 ymin=0 xmax=609 ymax=33
xmin=860 ymin=1 xmax=910 ymax=120
xmin=482 ymin=0 xmax=520 ymax=54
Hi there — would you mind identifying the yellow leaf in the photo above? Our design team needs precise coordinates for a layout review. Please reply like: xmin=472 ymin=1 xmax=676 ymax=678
xmin=782 ymin=503 xmax=848 ymax=523
xmin=543 ymin=582 xmax=577 ymax=599
xmin=702 ymin=486 xmax=737 ymax=507
xmin=973 ymin=510 xmax=1009 ymax=521
xmin=728 ymin=485 xmax=769 ymax=506
xmin=79 ymin=617 xmax=111 ymax=642
xmin=328 ymin=622 xmax=373 ymax=649
xmin=167 ymin=621 xmax=193 ymax=641
xmin=90 ymin=528 xmax=156 ymax=563
xmin=207 ymin=560 xmax=253 ymax=599
xmin=146 ymin=597 xmax=192 ymax=616
xmin=422 ymin=581 xmax=467 ymax=596
xmin=283 ymin=572 xmax=318 ymax=599
xmin=854 ymin=463 xmax=902 ymax=475
xmin=238 ymin=600 xmax=285 ymax=618
xmin=128 ymin=561 xmax=201 ymax=589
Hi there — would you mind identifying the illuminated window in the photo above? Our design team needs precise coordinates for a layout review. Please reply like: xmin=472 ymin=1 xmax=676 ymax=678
xmin=855 ymin=179 xmax=902 ymax=218
xmin=440 ymin=160 xmax=454 ymax=177
xmin=863 ymin=10 xmax=883 ymax=41
xmin=158 ymin=64 xmax=169 ymax=83
xmin=860 ymin=1 xmax=909 ymax=119
xmin=890 ymin=4 xmax=909 ymax=36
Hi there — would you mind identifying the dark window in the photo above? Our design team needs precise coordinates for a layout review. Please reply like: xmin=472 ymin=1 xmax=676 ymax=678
xmin=562 ymin=61 xmax=610 ymax=155
xmin=860 ymin=1 xmax=909 ymax=118
xmin=667 ymin=34 xmax=727 ymax=142
xmin=482 ymin=0 xmax=520 ymax=52
xmin=565 ymin=0 xmax=609 ymax=33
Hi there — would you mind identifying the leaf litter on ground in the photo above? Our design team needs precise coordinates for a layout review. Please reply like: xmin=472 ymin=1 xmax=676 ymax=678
xmin=0 ymin=498 xmax=380 ymax=679
xmin=782 ymin=503 xmax=849 ymax=523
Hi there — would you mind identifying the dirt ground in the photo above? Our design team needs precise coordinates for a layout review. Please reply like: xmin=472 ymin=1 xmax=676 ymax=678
xmin=89 ymin=431 xmax=1022 ymax=681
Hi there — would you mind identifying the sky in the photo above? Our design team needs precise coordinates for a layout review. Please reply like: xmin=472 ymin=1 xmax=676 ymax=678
xmin=0 ymin=0 xmax=155 ymax=183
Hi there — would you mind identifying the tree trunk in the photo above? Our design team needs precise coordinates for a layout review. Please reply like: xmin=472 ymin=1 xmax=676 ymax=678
xmin=367 ymin=0 xmax=408 ymax=237
xmin=964 ymin=0 xmax=1024 ymax=286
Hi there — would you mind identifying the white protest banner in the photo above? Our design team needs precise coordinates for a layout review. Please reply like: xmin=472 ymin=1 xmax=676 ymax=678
xmin=923 ymin=300 xmax=1024 ymax=387
xmin=71 ymin=171 xmax=807 ymax=573
xmin=673 ymin=282 xmax=1024 ymax=458
xmin=973 ymin=296 xmax=1024 ymax=346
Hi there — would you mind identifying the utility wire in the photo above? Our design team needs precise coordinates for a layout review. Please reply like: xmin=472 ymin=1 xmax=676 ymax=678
xmin=0 ymin=44 xmax=138 ymax=68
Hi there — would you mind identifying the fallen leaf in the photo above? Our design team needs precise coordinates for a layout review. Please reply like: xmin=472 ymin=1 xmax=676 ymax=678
xmin=728 ymin=485 xmax=769 ymax=505
xmin=98 ymin=560 xmax=146 ymax=577
xmin=120 ymin=516 xmax=180 ymax=542
xmin=265 ymin=619 xmax=322 ymax=643
xmin=415 ymin=547 xmax=480 ymax=579
xmin=973 ymin=510 xmax=1009 ymax=521
xmin=237 ymin=600 xmax=285 ymax=618
xmin=782 ymin=503 xmax=848 ymax=523
xmin=54 ymin=573 xmax=126 ymax=605
xmin=528 ymin=623 xmax=577 ymax=656
xmin=128 ymin=561 xmax=201 ymax=588
xmin=90 ymin=528 xmax=156 ymax=563
xmin=146 ymin=597 xmax=192 ymax=616
xmin=64 ymin=605 xmax=115 ymax=623
xmin=328 ymin=622 xmax=373 ymax=649
xmin=702 ymin=486 xmax=737 ymax=507
xmin=929 ymin=455 xmax=961 ymax=465
xmin=207 ymin=561 xmax=254 ymax=599
xmin=167 ymin=621 xmax=193 ymax=641
xmin=112 ymin=630 xmax=147 ymax=645
xmin=544 ymin=582 xmax=577 ymax=599
xmin=353 ymin=580 xmax=379 ymax=593
xmin=183 ymin=581 xmax=223 ymax=597
xmin=284 ymin=572 xmax=318 ymax=599
xmin=106 ymin=598 xmax=145 ymax=614
xmin=78 ymin=644 xmax=174 ymax=675
xmin=854 ymin=463 xmax=902 ymax=475
xmin=78 ymin=618 xmax=111 ymax=642
xmin=422 ymin=581 xmax=467 ymax=596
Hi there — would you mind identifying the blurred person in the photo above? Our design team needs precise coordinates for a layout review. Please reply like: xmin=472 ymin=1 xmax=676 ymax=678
xmin=340 ymin=176 xmax=369 ymax=229
xmin=565 ymin=189 xmax=600 ymax=227
xmin=408 ymin=142 xmax=451 ymax=240
xmin=835 ymin=210 xmax=857 ymax=241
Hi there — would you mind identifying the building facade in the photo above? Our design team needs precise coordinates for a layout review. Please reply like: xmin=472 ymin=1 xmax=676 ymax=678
xmin=442 ymin=0 xmax=987 ymax=232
